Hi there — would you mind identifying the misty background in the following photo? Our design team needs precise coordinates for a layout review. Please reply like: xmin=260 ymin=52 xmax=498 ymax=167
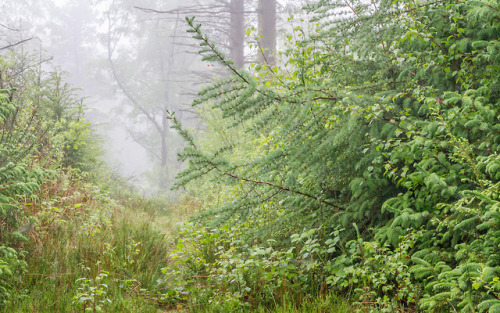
xmin=0 ymin=0 xmax=310 ymax=196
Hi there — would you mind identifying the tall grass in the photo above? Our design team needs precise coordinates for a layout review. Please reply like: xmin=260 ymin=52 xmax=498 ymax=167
xmin=262 ymin=294 xmax=353 ymax=313
xmin=2 ymin=173 xmax=172 ymax=313
xmin=172 ymin=293 xmax=353 ymax=313
xmin=2 ymin=173 xmax=358 ymax=312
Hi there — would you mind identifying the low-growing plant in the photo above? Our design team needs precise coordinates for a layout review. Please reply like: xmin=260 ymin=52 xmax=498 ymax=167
xmin=1 ymin=174 xmax=172 ymax=312
xmin=0 ymin=246 xmax=26 ymax=307
xmin=73 ymin=262 xmax=111 ymax=313
xmin=324 ymin=229 xmax=419 ymax=312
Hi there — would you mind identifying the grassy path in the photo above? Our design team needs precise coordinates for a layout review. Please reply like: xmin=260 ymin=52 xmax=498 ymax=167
xmin=2 ymin=180 xmax=354 ymax=313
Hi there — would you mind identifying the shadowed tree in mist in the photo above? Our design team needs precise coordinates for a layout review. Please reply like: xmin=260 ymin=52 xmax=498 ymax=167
xmin=136 ymin=0 xmax=248 ymax=71
xmin=230 ymin=0 xmax=245 ymax=68
xmin=101 ymin=0 xmax=201 ymax=190
xmin=257 ymin=0 xmax=276 ymax=66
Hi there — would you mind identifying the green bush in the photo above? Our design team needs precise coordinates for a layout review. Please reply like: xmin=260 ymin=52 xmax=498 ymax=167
xmin=169 ymin=0 xmax=500 ymax=311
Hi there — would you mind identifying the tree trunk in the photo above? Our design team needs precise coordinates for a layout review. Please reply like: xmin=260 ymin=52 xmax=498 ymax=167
xmin=257 ymin=0 xmax=276 ymax=67
xmin=161 ymin=112 xmax=168 ymax=167
xmin=230 ymin=0 xmax=245 ymax=68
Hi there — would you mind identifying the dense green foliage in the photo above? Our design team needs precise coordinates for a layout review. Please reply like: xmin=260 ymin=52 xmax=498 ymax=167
xmin=2 ymin=0 xmax=500 ymax=312
xmin=0 ymin=21 xmax=354 ymax=313
xmin=168 ymin=0 xmax=500 ymax=311
xmin=0 ymin=50 xmax=174 ymax=312
xmin=3 ymin=176 xmax=173 ymax=313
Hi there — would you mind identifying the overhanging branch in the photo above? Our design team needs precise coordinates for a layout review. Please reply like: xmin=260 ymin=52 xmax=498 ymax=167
xmin=216 ymin=167 xmax=344 ymax=211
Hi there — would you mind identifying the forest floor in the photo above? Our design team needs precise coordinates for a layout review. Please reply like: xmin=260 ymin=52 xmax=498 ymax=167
xmin=1 ymin=181 xmax=355 ymax=313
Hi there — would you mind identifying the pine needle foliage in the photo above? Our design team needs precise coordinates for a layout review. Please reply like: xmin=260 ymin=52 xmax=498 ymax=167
xmin=172 ymin=0 xmax=500 ymax=310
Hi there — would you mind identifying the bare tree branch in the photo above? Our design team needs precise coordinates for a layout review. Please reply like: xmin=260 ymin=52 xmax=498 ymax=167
xmin=105 ymin=9 xmax=162 ymax=134
xmin=124 ymin=126 xmax=162 ymax=161
xmin=0 ymin=37 xmax=35 ymax=51
xmin=0 ymin=23 xmax=20 ymax=32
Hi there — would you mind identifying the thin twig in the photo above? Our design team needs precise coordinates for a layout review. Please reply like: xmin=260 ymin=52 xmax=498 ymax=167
xmin=0 ymin=37 xmax=35 ymax=51
xmin=216 ymin=167 xmax=343 ymax=211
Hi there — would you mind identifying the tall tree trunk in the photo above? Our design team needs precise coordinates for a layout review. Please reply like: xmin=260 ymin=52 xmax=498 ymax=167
xmin=161 ymin=111 xmax=168 ymax=167
xmin=230 ymin=0 xmax=245 ymax=68
xmin=257 ymin=0 xmax=276 ymax=67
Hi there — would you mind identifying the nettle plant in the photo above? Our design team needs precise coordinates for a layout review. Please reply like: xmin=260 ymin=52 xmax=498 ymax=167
xmin=74 ymin=262 xmax=111 ymax=313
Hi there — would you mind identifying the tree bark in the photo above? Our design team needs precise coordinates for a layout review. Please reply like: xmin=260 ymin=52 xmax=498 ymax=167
xmin=229 ymin=0 xmax=245 ymax=68
xmin=257 ymin=0 xmax=276 ymax=67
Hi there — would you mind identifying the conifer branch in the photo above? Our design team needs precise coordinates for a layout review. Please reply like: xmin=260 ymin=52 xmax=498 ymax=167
xmin=230 ymin=188 xmax=283 ymax=215
xmin=344 ymin=0 xmax=359 ymax=17
xmin=256 ymin=40 xmax=285 ymax=86
xmin=186 ymin=17 xmax=296 ymax=105
xmin=312 ymin=96 xmax=337 ymax=101
xmin=215 ymin=167 xmax=343 ymax=211
xmin=186 ymin=17 xmax=249 ymax=85
xmin=370 ymin=0 xmax=379 ymax=13
xmin=168 ymin=109 xmax=343 ymax=211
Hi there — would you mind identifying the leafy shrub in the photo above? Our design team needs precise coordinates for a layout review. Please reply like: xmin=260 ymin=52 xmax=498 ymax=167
xmin=169 ymin=0 xmax=500 ymax=311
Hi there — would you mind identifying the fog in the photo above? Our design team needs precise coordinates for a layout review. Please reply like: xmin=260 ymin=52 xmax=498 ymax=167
xmin=0 ymin=0 xmax=309 ymax=196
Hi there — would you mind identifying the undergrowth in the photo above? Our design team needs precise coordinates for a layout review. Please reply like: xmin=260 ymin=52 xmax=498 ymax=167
xmin=160 ymin=0 xmax=500 ymax=312
xmin=1 ymin=171 xmax=172 ymax=313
